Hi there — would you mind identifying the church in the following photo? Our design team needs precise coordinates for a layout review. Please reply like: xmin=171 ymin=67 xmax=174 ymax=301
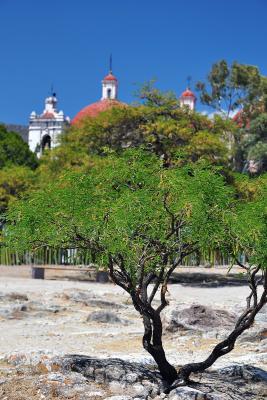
xmin=28 ymin=94 xmax=70 ymax=157
xmin=28 ymin=68 xmax=196 ymax=155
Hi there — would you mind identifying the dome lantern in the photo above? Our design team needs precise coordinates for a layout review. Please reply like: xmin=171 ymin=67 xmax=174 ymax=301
xmin=180 ymin=88 xmax=196 ymax=111
xmin=101 ymin=54 xmax=118 ymax=100
xmin=180 ymin=77 xmax=196 ymax=111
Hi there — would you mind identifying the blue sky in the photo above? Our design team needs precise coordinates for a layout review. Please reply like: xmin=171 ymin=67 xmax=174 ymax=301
xmin=0 ymin=0 xmax=266 ymax=124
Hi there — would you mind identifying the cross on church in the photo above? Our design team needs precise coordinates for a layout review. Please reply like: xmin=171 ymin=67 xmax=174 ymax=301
xmin=109 ymin=54 xmax=113 ymax=73
xmin=187 ymin=76 xmax=192 ymax=89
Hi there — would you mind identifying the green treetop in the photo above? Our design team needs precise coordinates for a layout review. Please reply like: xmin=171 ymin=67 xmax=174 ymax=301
xmin=49 ymin=86 xmax=231 ymax=178
xmin=0 ymin=124 xmax=38 ymax=169
xmin=239 ymin=113 xmax=267 ymax=173
xmin=196 ymin=60 xmax=267 ymax=117
xmin=0 ymin=165 xmax=37 ymax=216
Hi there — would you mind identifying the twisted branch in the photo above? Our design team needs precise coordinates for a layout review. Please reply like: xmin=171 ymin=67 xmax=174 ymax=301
xmin=166 ymin=266 xmax=267 ymax=391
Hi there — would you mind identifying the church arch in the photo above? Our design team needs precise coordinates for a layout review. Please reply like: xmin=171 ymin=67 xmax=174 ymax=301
xmin=41 ymin=134 xmax=51 ymax=152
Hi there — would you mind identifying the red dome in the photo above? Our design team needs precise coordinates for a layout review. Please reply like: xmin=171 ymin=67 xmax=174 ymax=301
xmin=71 ymin=99 xmax=125 ymax=125
xmin=103 ymin=73 xmax=117 ymax=81
xmin=181 ymin=89 xmax=196 ymax=98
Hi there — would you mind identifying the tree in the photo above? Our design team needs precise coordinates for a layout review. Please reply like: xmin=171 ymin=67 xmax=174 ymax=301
xmin=196 ymin=60 xmax=267 ymax=117
xmin=0 ymin=165 xmax=37 ymax=217
xmin=0 ymin=124 xmax=38 ymax=169
xmin=232 ymin=171 xmax=267 ymax=201
xmin=196 ymin=61 xmax=267 ymax=172
xmin=56 ymin=87 xmax=230 ymax=173
xmin=5 ymin=149 xmax=267 ymax=390
xmin=238 ymin=113 xmax=267 ymax=174
xmin=36 ymin=144 xmax=94 ymax=183
xmin=0 ymin=125 xmax=38 ymax=222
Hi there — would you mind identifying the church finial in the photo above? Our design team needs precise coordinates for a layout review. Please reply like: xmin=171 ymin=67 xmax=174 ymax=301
xmin=50 ymin=84 xmax=57 ymax=98
xmin=187 ymin=75 xmax=192 ymax=89
xmin=109 ymin=54 xmax=113 ymax=73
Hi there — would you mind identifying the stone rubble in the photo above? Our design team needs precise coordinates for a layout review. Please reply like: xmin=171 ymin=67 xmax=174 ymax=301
xmin=163 ymin=304 xmax=236 ymax=333
xmin=87 ymin=311 xmax=130 ymax=324
xmin=61 ymin=289 xmax=125 ymax=309
xmin=1 ymin=352 xmax=266 ymax=399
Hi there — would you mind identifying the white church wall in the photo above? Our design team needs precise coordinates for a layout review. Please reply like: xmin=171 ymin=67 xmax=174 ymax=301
xmin=28 ymin=95 xmax=69 ymax=157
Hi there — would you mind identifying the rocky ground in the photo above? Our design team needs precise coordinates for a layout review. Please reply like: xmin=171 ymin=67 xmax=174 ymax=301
xmin=0 ymin=268 xmax=266 ymax=399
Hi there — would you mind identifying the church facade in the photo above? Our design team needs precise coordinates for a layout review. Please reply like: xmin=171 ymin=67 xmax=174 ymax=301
xmin=28 ymin=94 xmax=70 ymax=157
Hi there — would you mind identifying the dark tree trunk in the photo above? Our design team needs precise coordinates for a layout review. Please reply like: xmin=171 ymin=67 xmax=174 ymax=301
xmin=142 ymin=314 xmax=178 ymax=385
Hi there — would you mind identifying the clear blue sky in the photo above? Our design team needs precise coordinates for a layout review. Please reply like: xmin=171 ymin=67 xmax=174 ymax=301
xmin=0 ymin=0 xmax=266 ymax=124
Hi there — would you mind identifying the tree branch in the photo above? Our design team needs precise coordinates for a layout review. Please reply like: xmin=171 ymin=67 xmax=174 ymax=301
xmin=167 ymin=266 xmax=267 ymax=391
xmin=108 ymin=254 xmax=131 ymax=294
xmin=149 ymin=267 xmax=165 ymax=304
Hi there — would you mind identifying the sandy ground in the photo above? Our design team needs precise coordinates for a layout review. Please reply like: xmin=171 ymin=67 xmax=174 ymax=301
xmin=0 ymin=270 xmax=266 ymax=372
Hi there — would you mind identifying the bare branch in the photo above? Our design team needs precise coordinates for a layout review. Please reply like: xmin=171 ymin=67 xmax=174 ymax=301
xmin=148 ymin=267 xmax=165 ymax=304
xmin=140 ymin=272 xmax=157 ymax=305
xmin=108 ymin=255 xmax=131 ymax=294
xmin=156 ymin=281 xmax=168 ymax=313
xmin=137 ymin=246 xmax=156 ymax=291
xmin=235 ymin=258 xmax=249 ymax=271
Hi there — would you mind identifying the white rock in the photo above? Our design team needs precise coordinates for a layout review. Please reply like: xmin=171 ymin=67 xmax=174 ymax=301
xmin=125 ymin=372 xmax=139 ymax=383
xmin=169 ymin=386 xmax=207 ymax=400
xmin=105 ymin=365 xmax=124 ymax=380
xmin=131 ymin=383 xmax=149 ymax=396
xmin=109 ymin=381 xmax=126 ymax=395
xmin=87 ymin=390 xmax=105 ymax=397
xmin=104 ymin=396 xmax=132 ymax=400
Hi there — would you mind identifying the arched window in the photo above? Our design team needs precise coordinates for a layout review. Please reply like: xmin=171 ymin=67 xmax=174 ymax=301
xmin=107 ymin=88 xmax=112 ymax=99
xmin=41 ymin=134 xmax=51 ymax=153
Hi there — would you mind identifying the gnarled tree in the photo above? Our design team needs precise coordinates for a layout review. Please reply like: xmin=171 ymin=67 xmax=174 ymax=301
xmin=5 ymin=149 xmax=267 ymax=391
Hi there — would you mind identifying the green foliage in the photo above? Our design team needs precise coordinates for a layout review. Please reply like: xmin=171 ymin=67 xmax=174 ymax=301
xmin=5 ymin=149 xmax=234 ymax=277
xmin=196 ymin=60 xmax=267 ymax=116
xmin=0 ymin=125 xmax=38 ymax=169
xmin=239 ymin=113 xmax=267 ymax=173
xmin=210 ymin=170 xmax=267 ymax=267
xmin=227 ymin=180 xmax=267 ymax=267
xmin=0 ymin=125 xmax=38 ymax=218
xmin=233 ymin=172 xmax=267 ymax=200
xmin=138 ymin=80 xmax=180 ymax=109
xmin=36 ymin=144 xmax=94 ymax=183
xmin=0 ymin=165 xmax=37 ymax=216
xmin=56 ymin=88 xmax=230 ymax=175
xmin=64 ymin=105 xmax=148 ymax=155
xmin=196 ymin=60 xmax=267 ymax=173
xmin=185 ymin=130 xmax=227 ymax=164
